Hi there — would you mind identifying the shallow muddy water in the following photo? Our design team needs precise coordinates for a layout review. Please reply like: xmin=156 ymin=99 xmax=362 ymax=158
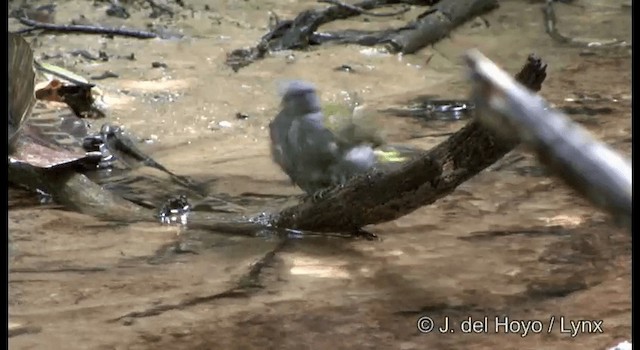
xmin=8 ymin=0 xmax=631 ymax=349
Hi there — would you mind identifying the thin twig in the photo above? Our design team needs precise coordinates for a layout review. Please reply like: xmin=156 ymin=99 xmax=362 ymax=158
xmin=18 ymin=17 xmax=158 ymax=39
xmin=10 ymin=266 xmax=108 ymax=273
xmin=318 ymin=0 xmax=410 ymax=17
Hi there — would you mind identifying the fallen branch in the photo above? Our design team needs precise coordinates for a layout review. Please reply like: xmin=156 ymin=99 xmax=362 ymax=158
xmin=17 ymin=17 xmax=158 ymax=39
xmin=225 ymin=0 xmax=498 ymax=71
xmin=464 ymin=49 xmax=631 ymax=230
xmin=8 ymin=142 xmax=153 ymax=223
xmin=387 ymin=0 xmax=499 ymax=54
xmin=10 ymin=266 xmax=108 ymax=273
xmin=226 ymin=0 xmax=400 ymax=71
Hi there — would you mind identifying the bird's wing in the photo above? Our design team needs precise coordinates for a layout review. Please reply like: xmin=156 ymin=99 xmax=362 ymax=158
xmin=289 ymin=113 xmax=341 ymax=167
xmin=268 ymin=116 xmax=296 ymax=177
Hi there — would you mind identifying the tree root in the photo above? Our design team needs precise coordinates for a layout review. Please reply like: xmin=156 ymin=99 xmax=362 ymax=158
xmin=16 ymin=17 xmax=158 ymax=39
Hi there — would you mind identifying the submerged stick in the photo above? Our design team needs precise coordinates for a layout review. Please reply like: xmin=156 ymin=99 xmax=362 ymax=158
xmin=18 ymin=17 xmax=158 ymax=39
xmin=464 ymin=49 xmax=631 ymax=230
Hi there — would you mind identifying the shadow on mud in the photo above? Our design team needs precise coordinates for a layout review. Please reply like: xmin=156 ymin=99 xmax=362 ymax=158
xmin=131 ymin=215 xmax=628 ymax=349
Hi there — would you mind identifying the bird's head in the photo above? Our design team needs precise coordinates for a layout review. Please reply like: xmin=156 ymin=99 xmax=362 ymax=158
xmin=277 ymin=80 xmax=322 ymax=115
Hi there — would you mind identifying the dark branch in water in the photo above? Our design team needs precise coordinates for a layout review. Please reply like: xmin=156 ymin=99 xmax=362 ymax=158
xmin=225 ymin=0 xmax=498 ymax=71
xmin=226 ymin=0 xmax=401 ymax=71
xmin=269 ymin=54 xmax=547 ymax=232
xmin=17 ymin=17 xmax=159 ymax=39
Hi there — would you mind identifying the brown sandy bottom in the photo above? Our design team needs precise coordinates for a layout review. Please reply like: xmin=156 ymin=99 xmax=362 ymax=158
xmin=9 ymin=0 xmax=631 ymax=349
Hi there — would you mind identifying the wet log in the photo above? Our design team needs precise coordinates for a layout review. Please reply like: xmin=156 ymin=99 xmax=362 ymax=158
xmin=9 ymin=164 xmax=152 ymax=222
xmin=387 ymin=0 xmax=498 ymax=54
xmin=226 ymin=0 xmax=403 ymax=71
xmin=226 ymin=0 xmax=498 ymax=71
xmin=8 ymin=134 xmax=152 ymax=223
xmin=270 ymin=54 xmax=547 ymax=232
xmin=315 ymin=0 xmax=499 ymax=51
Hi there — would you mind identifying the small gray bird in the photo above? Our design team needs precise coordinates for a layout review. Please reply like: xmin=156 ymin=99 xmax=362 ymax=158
xmin=269 ymin=81 xmax=376 ymax=195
